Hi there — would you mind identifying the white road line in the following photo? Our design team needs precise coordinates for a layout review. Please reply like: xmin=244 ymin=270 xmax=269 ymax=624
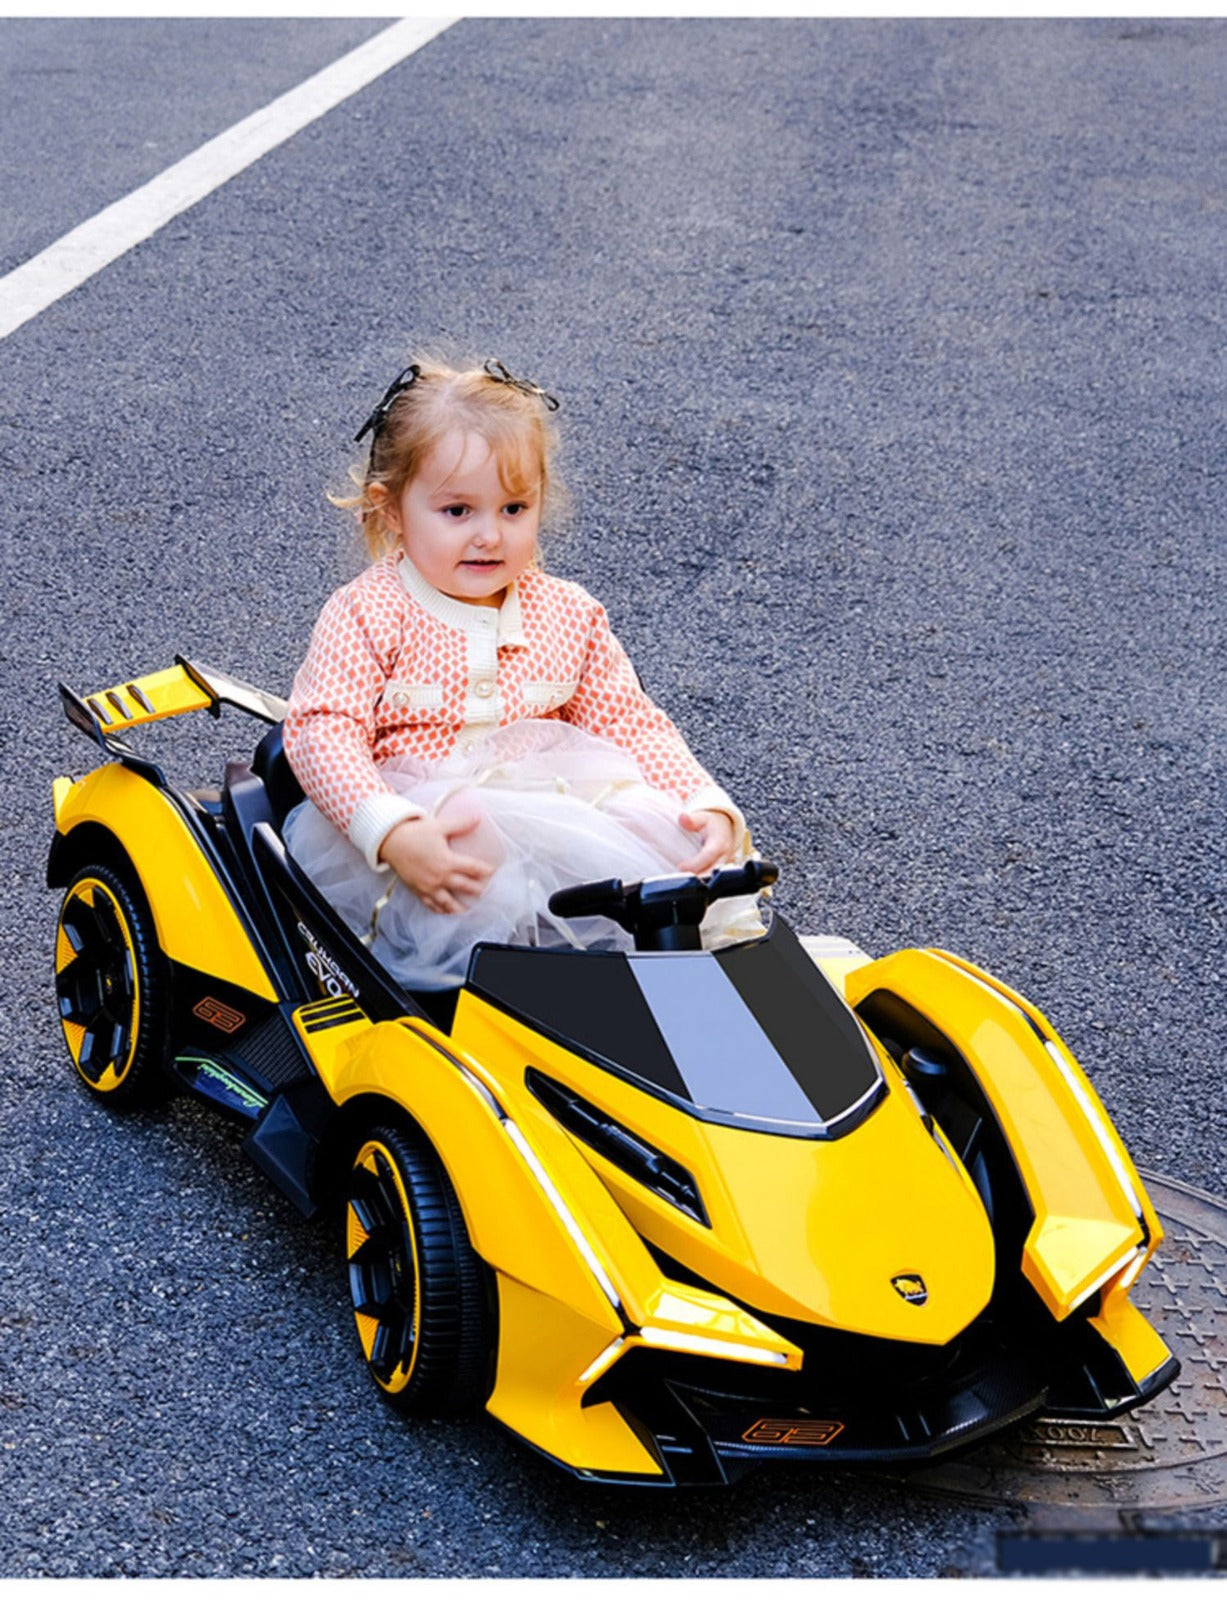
xmin=0 ymin=16 xmax=458 ymax=344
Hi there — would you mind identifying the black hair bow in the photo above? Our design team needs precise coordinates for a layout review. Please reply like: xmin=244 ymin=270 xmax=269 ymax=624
xmin=354 ymin=364 xmax=421 ymax=445
xmin=483 ymin=359 xmax=560 ymax=411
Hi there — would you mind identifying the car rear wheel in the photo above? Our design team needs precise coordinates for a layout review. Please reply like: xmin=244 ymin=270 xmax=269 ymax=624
xmin=344 ymin=1122 xmax=494 ymax=1416
xmin=55 ymin=861 xmax=170 ymax=1106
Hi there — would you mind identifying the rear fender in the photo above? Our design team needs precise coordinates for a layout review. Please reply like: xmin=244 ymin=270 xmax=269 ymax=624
xmin=49 ymin=764 xmax=276 ymax=1001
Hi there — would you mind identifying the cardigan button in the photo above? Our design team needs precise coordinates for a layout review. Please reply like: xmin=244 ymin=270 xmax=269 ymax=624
xmin=473 ymin=680 xmax=494 ymax=698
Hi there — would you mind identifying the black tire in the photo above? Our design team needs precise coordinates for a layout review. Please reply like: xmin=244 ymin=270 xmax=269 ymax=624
xmin=344 ymin=1121 xmax=495 ymax=1416
xmin=54 ymin=861 xmax=171 ymax=1107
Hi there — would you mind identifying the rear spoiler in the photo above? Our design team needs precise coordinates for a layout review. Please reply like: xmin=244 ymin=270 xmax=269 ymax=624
xmin=59 ymin=656 xmax=288 ymax=764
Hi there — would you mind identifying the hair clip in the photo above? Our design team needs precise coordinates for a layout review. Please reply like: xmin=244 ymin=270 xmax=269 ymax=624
xmin=483 ymin=358 xmax=560 ymax=412
xmin=354 ymin=363 xmax=421 ymax=445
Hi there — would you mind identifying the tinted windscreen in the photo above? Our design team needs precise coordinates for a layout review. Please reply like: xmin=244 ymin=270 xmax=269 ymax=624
xmin=468 ymin=917 xmax=881 ymax=1132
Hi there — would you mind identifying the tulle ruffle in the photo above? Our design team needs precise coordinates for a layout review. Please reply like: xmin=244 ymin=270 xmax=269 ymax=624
xmin=283 ymin=719 xmax=764 ymax=989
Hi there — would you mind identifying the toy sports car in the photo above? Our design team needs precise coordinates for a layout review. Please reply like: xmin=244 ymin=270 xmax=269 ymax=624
xmin=48 ymin=659 xmax=1178 ymax=1486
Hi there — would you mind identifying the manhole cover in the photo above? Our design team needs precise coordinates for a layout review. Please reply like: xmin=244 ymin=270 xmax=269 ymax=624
xmin=904 ymin=1171 xmax=1227 ymax=1513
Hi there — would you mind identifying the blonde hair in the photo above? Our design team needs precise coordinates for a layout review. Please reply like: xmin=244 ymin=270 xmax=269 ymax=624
xmin=335 ymin=358 xmax=561 ymax=559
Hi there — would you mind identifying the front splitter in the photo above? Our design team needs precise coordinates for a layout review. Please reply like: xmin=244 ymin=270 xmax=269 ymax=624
xmin=894 ymin=1170 xmax=1227 ymax=1514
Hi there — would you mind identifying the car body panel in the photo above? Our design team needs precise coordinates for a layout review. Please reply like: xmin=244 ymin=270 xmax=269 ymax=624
xmin=52 ymin=763 xmax=277 ymax=1001
xmin=451 ymin=982 xmax=994 ymax=1342
xmin=933 ymin=946 xmax=1165 ymax=1252
xmin=844 ymin=950 xmax=1150 ymax=1320
xmin=296 ymin=1007 xmax=630 ymax=1330
xmin=1091 ymin=1272 xmax=1174 ymax=1388
xmin=489 ymin=1276 xmax=660 ymax=1477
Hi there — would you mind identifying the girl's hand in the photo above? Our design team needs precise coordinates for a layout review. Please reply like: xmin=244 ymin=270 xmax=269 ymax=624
xmin=379 ymin=813 xmax=494 ymax=914
xmin=676 ymin=809 xmax=738 ymax=875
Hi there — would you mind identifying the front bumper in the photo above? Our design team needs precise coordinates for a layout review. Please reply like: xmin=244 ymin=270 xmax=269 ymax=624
xmin=569 ymin=1290 xmax=1179 ymax=1487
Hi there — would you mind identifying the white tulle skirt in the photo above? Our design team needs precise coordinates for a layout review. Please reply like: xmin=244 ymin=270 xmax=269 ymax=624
xmin=283 ymin=720 xmax=764 ymax=990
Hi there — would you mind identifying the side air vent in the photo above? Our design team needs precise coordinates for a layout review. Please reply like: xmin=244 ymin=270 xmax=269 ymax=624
xmin=525 ymin=1068 xmax=709 ymax=1227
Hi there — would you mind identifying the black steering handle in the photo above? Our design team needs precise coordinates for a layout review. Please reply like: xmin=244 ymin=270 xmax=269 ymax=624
xmin=548 ymin=859 xmax=778 ymax=951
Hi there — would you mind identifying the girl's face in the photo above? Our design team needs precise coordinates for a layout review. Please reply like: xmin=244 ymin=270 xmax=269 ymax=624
xmin=384 ymin=429 xmax=542 ymax=607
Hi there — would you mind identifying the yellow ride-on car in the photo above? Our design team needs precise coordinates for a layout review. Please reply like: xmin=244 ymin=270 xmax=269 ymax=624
xmin=48 ymin=660 xmax=1178 ymax=1485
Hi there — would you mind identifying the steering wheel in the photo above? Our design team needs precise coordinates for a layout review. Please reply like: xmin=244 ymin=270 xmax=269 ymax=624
xmin=548 ymin=859 xmax=778 ymax=952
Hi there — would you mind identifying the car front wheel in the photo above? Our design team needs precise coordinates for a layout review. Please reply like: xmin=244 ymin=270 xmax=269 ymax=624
xmin=344 ymin=1121 xmax=494 ymax=1416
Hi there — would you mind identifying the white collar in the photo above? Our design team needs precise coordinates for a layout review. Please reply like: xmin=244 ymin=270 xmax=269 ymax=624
xmin=397 ymin=554 xmax=528 ymax=647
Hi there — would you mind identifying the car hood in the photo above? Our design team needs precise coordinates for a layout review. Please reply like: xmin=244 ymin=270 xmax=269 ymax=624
xmin=467 ymin=915 xmax=884 ymax=1135
xmin=467 ymin=919 xmax=996 ymax=1342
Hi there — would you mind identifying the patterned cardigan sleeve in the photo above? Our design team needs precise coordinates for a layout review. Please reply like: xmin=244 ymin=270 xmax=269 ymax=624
xmin=561 ymin=600 xmax=748 ymax=849
xmin=282 ymin=583 xmax=425 ymax=869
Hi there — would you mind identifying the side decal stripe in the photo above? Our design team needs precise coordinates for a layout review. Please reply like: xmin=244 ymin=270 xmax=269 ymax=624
xmin=302 ymin=1009 xmax=365 ymax=1033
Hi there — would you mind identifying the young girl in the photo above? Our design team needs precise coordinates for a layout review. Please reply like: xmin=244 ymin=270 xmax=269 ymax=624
xmin=282 ymin=357 xmax=760 ymax=989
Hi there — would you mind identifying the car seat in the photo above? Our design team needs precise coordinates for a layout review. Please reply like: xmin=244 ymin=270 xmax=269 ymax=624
xmin=251 ymin=723 xmax=305 ymax=831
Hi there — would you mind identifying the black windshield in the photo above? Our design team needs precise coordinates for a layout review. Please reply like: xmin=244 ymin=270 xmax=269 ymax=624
xmin=467 ymin=917 xmax=883 ymax=1136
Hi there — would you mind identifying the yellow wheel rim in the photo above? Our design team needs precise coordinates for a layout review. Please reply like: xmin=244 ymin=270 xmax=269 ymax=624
xmin=55 ymin=878 xmax=141 ymax=1094
xmin=345 ymin=1139 xmax=423 ymax=1394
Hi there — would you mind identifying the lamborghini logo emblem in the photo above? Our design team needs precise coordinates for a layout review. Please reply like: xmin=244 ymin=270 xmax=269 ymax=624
xmin=892 ymin=1274 xmax=928 ymax=1305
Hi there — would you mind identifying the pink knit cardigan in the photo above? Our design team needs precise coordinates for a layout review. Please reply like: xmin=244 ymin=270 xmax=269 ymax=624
xmin=283 ymin=554 xmax=742 ymax=869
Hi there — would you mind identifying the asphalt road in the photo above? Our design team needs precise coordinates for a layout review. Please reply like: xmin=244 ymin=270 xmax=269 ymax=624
xmin=1 ymin=16 xmax=1223 ymax=1580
